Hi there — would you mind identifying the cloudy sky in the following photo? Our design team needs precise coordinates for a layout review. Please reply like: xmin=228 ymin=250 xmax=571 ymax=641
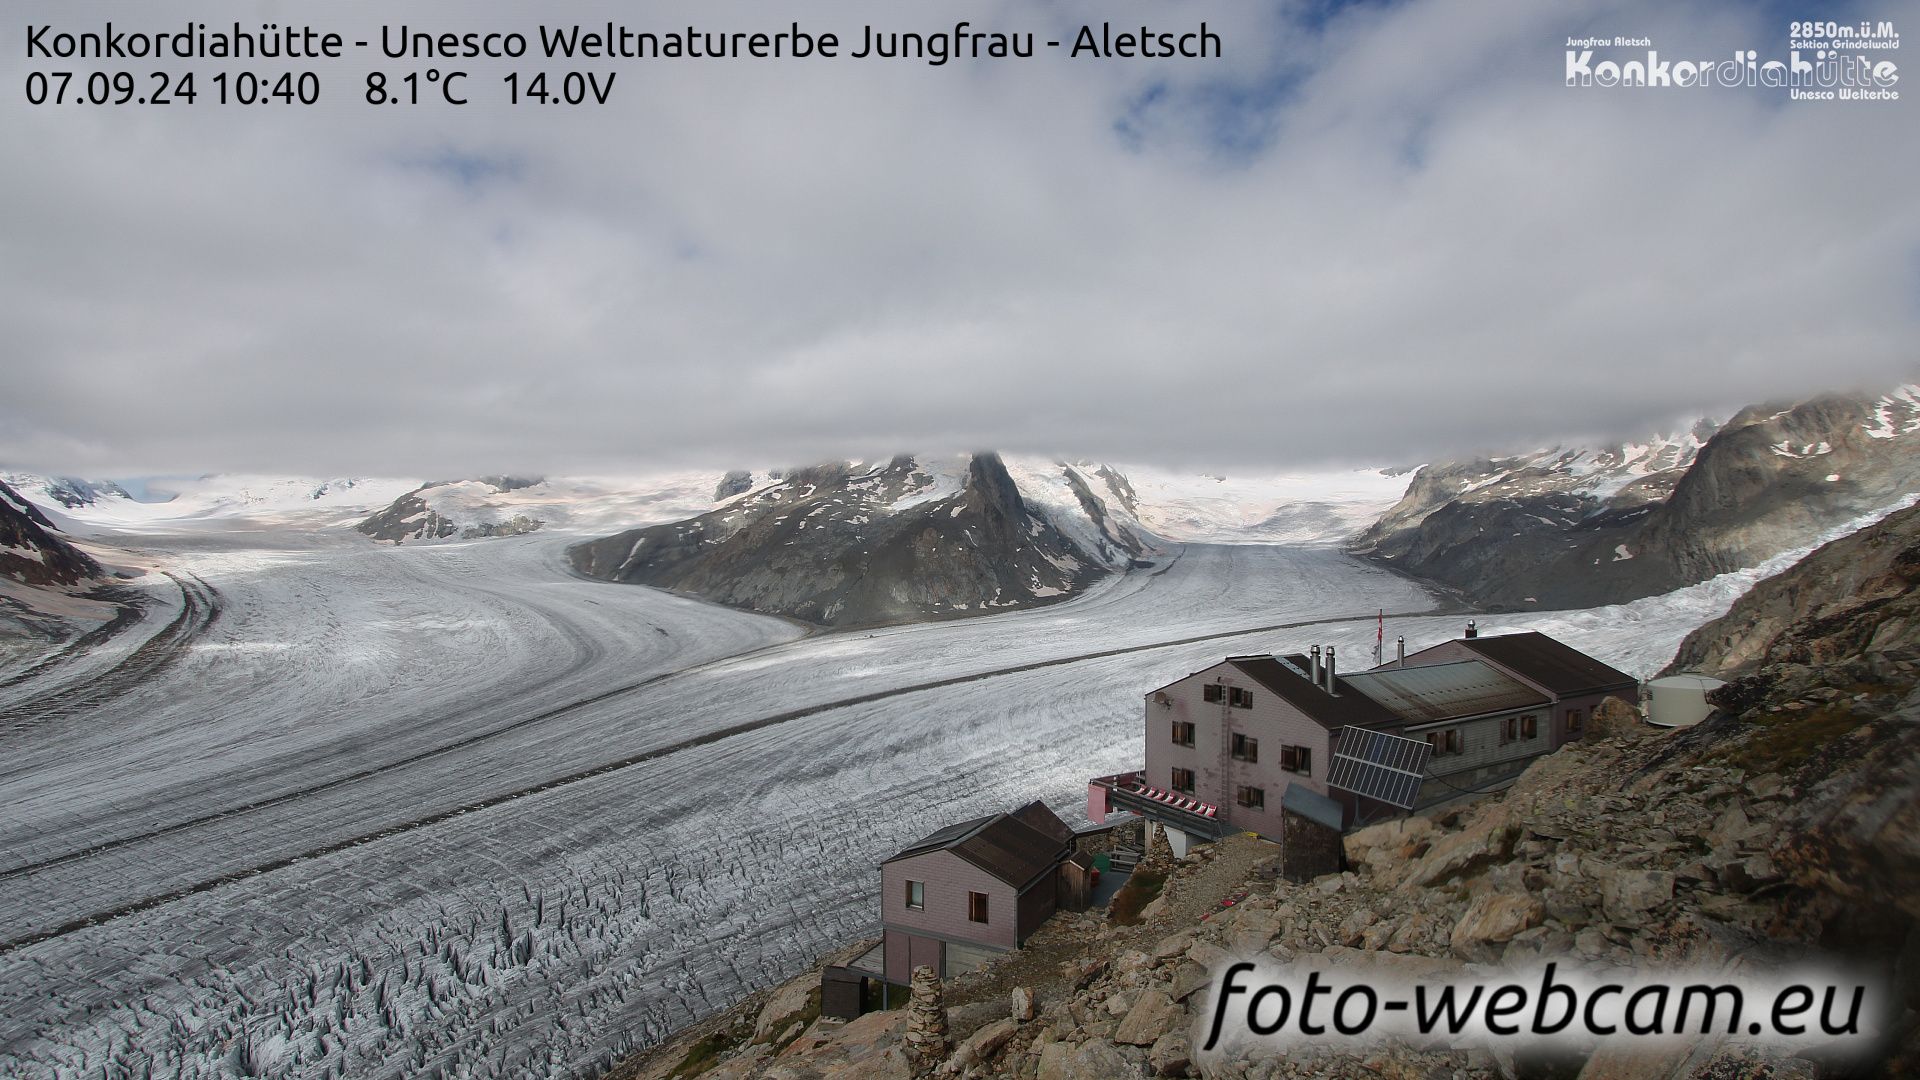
xmin=4 ymin=0 xmax=1917 ymax=477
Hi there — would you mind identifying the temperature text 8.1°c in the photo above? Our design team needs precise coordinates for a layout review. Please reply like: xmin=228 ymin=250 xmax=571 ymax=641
xmin=362 ymin=71 xmax=615 ymax=105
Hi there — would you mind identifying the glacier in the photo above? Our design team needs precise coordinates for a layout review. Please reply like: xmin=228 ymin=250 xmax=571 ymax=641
xmin=0 ymin=467 xmax=1810 ymax=1079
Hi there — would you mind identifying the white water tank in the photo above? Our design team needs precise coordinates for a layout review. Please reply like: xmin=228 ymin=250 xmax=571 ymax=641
xmin=1647 ymin=674 xmax=1726 ymax=728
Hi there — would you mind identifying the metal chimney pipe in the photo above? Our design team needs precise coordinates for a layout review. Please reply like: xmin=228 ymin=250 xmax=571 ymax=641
xmin=1466 ymin=620 xmax=1478 ymax=639
xmin=1324 ymin=646 xmax=1337 ymax=693
xmin=1396 ymin=636 xmax=1405 ymax=667
xmin=1309 ymin=644 xmax=1321 ymax=684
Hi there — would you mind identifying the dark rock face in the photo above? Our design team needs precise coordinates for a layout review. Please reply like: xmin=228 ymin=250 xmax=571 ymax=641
xmin=1062 ymin=466 xmax=1152 ymax=568
xmin=714 ymin=470 xmax=755 ymax=500
xmin=1649 ymin=501 xmax=1920 ymax=1007
xmin=475 ymin=475 xmax=543 ymax=493
xmin=0 ymin=479 xmax=100 ymax=586
xmin=1354 ymin=389 xmax=1920 ymax=610
xmin=356 ymin=487 xmax=459 ymax=543
xmin=569 ymin=454 xmax=1125 ymax=629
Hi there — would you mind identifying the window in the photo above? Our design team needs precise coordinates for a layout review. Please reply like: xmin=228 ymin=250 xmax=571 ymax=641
xmin=1229 ymin=687 xmax=1254 ymax=709
xmin=1231 ymin=733 xmax=1258 ymax=762
xmin=1202 ymin=683 xmax=1224 ymax=703
xmin=1170 ymin=767 xmax=1195 ymax=794
xmin=1237 ymin=785 xmax=1265 ymax=810
xmin=968 ymin=891 xmax=990 ymax=924
xmin=1426 ymin=729 xmax=1462 ymax=755
xmin=1503 ymin=715 xmax=1540 ymax=742
xmin=1171 ymin=720 xmax=1195 ymax=747
xmin=1568 ymin=709 xmax=1584 ymax=734
xmin=905 ymin=880 xmax=924 ymax=910
xmin=1280 ymin=745 xmax=1312 ymax=775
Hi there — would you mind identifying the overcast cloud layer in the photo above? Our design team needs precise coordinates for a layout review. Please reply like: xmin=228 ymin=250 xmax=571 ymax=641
xmin=4 ymin=0 xmax=1917 ymax=477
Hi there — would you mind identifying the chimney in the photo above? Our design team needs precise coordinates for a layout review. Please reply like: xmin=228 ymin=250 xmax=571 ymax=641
xmin=1465 ymin=620 xmax=1478 ymax=640
xmin=1323 ymin=646 xmax=1337 ymax=693
xmin=1396 ymin=635 xmax=1405 ymax=667
xmin=1309 ymin=644 xmax=1321 ymax=684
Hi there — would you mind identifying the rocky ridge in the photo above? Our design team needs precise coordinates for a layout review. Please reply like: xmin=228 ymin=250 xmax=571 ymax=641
xmin=1667 ymin=500 xmax=1920 ymax=677
xmin=0 ymin=478 xmax=100 ymax=587
xmin=568 ymin=454 xmax=1155 ymax=630
xmin=1354 ymin=386 xmax=1920 ymax=610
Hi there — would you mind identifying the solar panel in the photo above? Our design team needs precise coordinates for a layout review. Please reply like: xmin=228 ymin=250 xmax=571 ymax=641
xmin=1327 ymin=727 xmax=1433 ymax=810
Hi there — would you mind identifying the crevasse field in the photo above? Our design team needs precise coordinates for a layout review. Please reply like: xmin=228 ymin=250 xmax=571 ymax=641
xmin=0 ymin=475 xmax=1862 ymax=1080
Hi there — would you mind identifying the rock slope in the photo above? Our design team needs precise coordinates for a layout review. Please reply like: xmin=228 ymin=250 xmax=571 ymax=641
xmin=0 ymin=478 xmax=99 ymax=587
xmin=1667 ymin=500 xmax=1920 ymax=677
xmin=1354 ymin=386 xmax=1920 ymax=610
xmin=608 ymin=532 xmax=1920 ymax=1077
xmin=568 ymin=455 xmax=1154 ymax=629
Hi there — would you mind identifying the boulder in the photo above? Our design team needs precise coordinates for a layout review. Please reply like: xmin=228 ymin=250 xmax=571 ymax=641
xmin=1035 ymin=1040 xmax=1074 ymax=1080
xmin=943 ymin=1019 xmax=1019 ymax=1072
xmin=1720 ymin=854 xmax=1782 ymax=894
xmin=1449 ymin=893 xmax=1545 ymax=962
xmin=1039 ymin=1040 xmax=1144 ymax=1080
xmin=1113 ymin=990 xmax=1178 ymax=1047
xmin=1151 ymin=932 xmax=1194 ymax=960
xmin=1147 ymin=1030 xmax=1192 ymax=1077
xmin=1601 ymin=869 xmax=1675 ymax=923
xmin=1011 ymin=986 xmax=1036 ymax=1022
xmin=1169 ymin=961 xmax=1211 ymax=1003
xmin=1186 ymin=941 xmax=1228 ymax=969
xmin=1587 ymin=695 xmax=1647 ymax=739
xmin=1706 ymin=804 xmax=1765 ymax=850
xmin=1337 ymin=908 xmax=1379 ymax=947
xmin=1401 ymin=815 xmax=1521 ymax=889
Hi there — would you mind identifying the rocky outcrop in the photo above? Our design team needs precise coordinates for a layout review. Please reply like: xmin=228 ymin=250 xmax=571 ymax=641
xmin=1 ymin=479 xmax=99 ymax=586
xmin=356 ymin=478 xmax=547 ymax=543
xmin=714 ymin=470 xmax=755 ymax=500
xmin=356 ymin=488 xmax=461 ymax=543
xmin=1354 ymin=387 xmax=1920 ymax=610
xmin=569 ymin=454 xmax=1147 ymax=629
xmin=1668 ymin=501 xmax=1920 ymax=676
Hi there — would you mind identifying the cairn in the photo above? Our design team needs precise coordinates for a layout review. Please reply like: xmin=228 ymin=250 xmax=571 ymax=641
xmin=901 ymin=965 xmax=949 ymax=1075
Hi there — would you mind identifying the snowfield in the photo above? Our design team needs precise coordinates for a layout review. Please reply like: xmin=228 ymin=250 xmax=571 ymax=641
xmin=0 ymin=469 xmax=1824 ymax=1079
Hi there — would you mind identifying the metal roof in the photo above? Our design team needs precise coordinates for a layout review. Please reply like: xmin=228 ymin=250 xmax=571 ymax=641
xmin=1340 ymin=660 xmax=1548 ymax=725
xmin=1457 ymin=632 xmax=1638 ymax=697
xmin=883 ymin=811 xmax=1071 ymax=892
xmin=885 ymin=814 xmax=996 ymax=863
xmin=1280 ymin=784 xmax=1347 ymax=831
xmin=1648 ymin=674 xmax=1726 ymax=690
xmin=1225 ymin=655 xmax=1402 ymax=730
xmin=1013 ymin=800 xmax=1074 ymax=845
